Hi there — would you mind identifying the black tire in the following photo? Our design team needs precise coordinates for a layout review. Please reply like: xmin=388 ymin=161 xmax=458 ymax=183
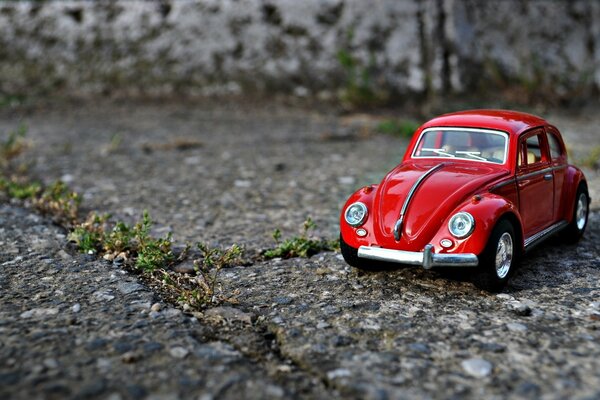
xmin=561 ymin=183 xmax=589 ymax=244
xmin=340 ymin=234 xmax=380 ymax=271
xmin=473 ymin=220 xmax=519 ymax=292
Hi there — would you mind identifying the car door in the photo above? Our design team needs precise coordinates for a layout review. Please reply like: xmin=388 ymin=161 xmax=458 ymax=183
xmin=516 ymin=129 xmax=554 ymax=237
xmin=546 ymin=128 xmax=567 ymax=221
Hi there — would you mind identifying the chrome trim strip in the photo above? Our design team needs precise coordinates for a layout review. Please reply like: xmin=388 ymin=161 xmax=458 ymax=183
xmin=393 ymin=217 xmax=404 ymax=241
xmin=358 ymin=245 xmax=479 ymax=269
xmin=492 ymin=165 xmax=565 ymax=191
xmin=517 ymin=166 xmax=555 ymax=181
xmin=490 ymin=178 xmax=516 ymax=192
xmin=524 ymin=220 xmax=568 ymax=251
xmin=393 ymin=163 xmax=445 ymax=241
xmin=517 ymin=165 xmax=566 ymax=182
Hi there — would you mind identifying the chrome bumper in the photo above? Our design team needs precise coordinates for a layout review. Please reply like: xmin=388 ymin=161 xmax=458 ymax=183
xmin=357 ymin=244 xmax=479 ymax=269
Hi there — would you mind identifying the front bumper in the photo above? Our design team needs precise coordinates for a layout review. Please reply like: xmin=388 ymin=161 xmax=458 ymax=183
xmin=357 ymin=244 xmax=479 ymax=269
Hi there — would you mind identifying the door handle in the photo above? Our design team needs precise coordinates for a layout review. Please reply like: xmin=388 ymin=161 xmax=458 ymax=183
xmin=544 ymin=174 xmax=553 ymax=181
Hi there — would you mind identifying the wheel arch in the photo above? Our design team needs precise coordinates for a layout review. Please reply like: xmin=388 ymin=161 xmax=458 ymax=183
xmin=438 ymin=193 xmax=523 ymax=256
xmin=497 ymin=211 xmax=524 ymax=254
xmin=562 ymin=166 xmax=589 ymax=222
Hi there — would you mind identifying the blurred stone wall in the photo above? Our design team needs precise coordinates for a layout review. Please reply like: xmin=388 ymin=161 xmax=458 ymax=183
xmin=0 ymin=0 xmax=598 ymax=101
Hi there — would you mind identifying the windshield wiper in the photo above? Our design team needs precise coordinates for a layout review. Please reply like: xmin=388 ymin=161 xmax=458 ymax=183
xmin=421 ymin=148 xmax=455 ymax=158
xmin=455 ymin=151 xmax=486 ymax=161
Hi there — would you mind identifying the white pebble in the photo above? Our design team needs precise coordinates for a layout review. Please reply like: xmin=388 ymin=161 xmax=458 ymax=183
xmin=461 ymin=358 xmax=492 ymax=378
xmin=169 ymin=346 xmax=189 ymax=359
xmin=506 ymin=322 xmax=528 ymax=332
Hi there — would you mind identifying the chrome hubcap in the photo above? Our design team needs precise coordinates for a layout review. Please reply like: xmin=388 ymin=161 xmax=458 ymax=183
xmin=576 ymin=193 xmax=588 ymax=230
xmin=495 ymin=232 xmax=513 ymax=279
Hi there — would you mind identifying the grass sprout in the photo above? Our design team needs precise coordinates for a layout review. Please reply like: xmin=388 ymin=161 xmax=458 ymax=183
xmin=264 ymin=217 xmax=338 ymax=259
xmin=376 ymin=119 xmax=420 ymax=138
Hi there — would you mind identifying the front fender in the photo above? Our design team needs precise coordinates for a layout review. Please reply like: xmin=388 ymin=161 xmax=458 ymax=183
xmin=429 ymin=193 xmax=523 ymax=256
xmin=340 ymin=185 xmax=378 ymax=249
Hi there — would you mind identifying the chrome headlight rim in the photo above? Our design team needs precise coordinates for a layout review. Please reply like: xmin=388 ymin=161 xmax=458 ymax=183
xmin=344 ymin=202 xmax=368 ymax=227
xmin=448 ymin=211 xmax=475 ymax=239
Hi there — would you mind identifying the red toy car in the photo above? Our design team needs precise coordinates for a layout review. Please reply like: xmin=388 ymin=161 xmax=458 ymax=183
xmin=340 ymin=110 xmax=590 ymax=291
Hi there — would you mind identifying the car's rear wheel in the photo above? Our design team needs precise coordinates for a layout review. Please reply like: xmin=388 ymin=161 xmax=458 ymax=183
xmin=561 ymin=183 xmax=589 ymax=244
xmin=340 ymin=234 xmax=379 ymax=271
xmin=473 ymin=219 xmax=518 ymax=292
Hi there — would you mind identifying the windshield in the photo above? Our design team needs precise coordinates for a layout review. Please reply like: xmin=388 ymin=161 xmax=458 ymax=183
xmin=412 ymin=128 xmax=508 ymax=164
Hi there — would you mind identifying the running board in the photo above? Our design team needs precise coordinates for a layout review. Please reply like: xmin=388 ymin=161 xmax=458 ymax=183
xmin=524 ymin=220 xmax=568 ymax=251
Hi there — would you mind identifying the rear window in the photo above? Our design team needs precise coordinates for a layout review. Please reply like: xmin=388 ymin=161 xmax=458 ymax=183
xmin=412 ymin=128 xmax=508 ymax=164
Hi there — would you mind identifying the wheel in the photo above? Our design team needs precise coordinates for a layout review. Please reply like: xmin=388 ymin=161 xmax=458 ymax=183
xmin=561 ymin=183 xmax=589 ymax=244
xmin=473 ymin=220 xmax=518 ymax=292
xmin=340 ymin=234 xmax=380 ymax=271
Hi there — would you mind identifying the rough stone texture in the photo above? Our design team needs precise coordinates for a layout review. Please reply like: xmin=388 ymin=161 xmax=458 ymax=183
xmin=0 ymin=204 xmax=330 ymax=399
xmin=452 ymin=0 xmax=600 ymax=98
xmin=0 ymin=0 xmax=598 ymax=98
xmin=1 ymin=100 xmax=599 ymax=398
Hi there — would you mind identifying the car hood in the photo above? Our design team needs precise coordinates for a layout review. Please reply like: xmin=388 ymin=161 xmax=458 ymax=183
xmin=373 ymin=161 xmax=508 ymax=249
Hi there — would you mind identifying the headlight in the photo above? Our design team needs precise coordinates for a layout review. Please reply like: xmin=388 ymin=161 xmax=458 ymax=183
xmin=344 ymin=202 xmax=368 ymax=227
xmin=448 ymin=212 xmax=475 ymax=239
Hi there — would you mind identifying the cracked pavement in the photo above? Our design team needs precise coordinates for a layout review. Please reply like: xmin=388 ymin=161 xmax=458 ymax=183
xmin=1 ymin=101 xmax=599 ymax=399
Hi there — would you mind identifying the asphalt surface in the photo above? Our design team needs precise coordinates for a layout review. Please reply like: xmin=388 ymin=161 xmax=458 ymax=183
xmin=1 ymin=100 xmax=599 ymax=399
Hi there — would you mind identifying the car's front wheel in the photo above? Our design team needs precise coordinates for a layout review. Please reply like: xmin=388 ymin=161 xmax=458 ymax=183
xmin=473 ymin=220 xmax=518 ymax=292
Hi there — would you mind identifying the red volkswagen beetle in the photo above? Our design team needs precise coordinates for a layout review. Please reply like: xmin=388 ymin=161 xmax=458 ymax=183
xmin=340 ymin=110 xmax=590 ymax=291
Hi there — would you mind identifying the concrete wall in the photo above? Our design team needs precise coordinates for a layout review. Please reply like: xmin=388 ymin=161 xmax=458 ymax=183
xmin=0 ymin=0 xmax=598 ymax=101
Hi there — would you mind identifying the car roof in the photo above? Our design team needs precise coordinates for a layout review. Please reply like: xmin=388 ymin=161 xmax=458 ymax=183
xmin=420 ymin=109 xmax=548 ymax=136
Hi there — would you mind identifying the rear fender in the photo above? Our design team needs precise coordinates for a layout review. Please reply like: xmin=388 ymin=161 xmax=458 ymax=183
xmin=561 ymin=166 xmax=588 ymax=222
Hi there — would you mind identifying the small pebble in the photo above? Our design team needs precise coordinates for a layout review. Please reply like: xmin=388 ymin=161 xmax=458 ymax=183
xmin=169 ymin=347 xmax=189 ymax=359
xmin=512 ymin=302 xmax=532 ymax=316
xmin=121 ymin=352 xmax=139 ymax=364
xmin=506 ymin=322 xmax=528 ymax=332
xmin=327 ymin=368 xmax=352 ymax=380
xmin=43 ymin=358 xmax=59 ymax=369
xmin=461 ymin=358 xmax=492 ymax=378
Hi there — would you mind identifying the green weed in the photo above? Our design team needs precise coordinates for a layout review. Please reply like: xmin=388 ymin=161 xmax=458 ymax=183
xmin=132 ymin=211 xmax=174 ymax=271
xmin=0 ymin=124 xmax=240 ymax=310
xmin=103 ymin=221 xmax=134 ymax=254
xmin=579 ymin=145 xmax=600 ymax=170
xmin=67 ymin=213 xmax=109 ymax=254
xmin=376 ymin=119 xmax=420 ymax=138
xmin=0 ymin=177 xmax=41 ymax=199
xmin=188 ymin=243 xmax=244 ymax=306
xmin=264 ymin=217 xmax=338 ymax=259
xmin=69 ymin=210 xmax=174 ymax=271
xmin=337 ymin=50 xmax=378 ymax=108
xmin=33 ymin=181 xmax=81 ymax=226
xmin=0 ymin=94 xmax=25 ymax=109
xmin=0 ymin=124 xmax=27 ymax=167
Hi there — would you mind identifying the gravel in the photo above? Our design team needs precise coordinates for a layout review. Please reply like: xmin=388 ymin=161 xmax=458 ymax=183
xmin=1 ymin=100 xmax=599 ymax=399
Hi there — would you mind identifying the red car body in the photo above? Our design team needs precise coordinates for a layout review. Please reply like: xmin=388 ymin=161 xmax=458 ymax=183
xmin=340 ymin=110 xmax=589 ymax=291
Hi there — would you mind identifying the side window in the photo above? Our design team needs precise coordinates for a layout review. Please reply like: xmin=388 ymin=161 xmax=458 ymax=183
xmin=547 ymin=133 xmax=563 ymax=160
xmin=525 ymin=134 xmax=543 ymax=164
